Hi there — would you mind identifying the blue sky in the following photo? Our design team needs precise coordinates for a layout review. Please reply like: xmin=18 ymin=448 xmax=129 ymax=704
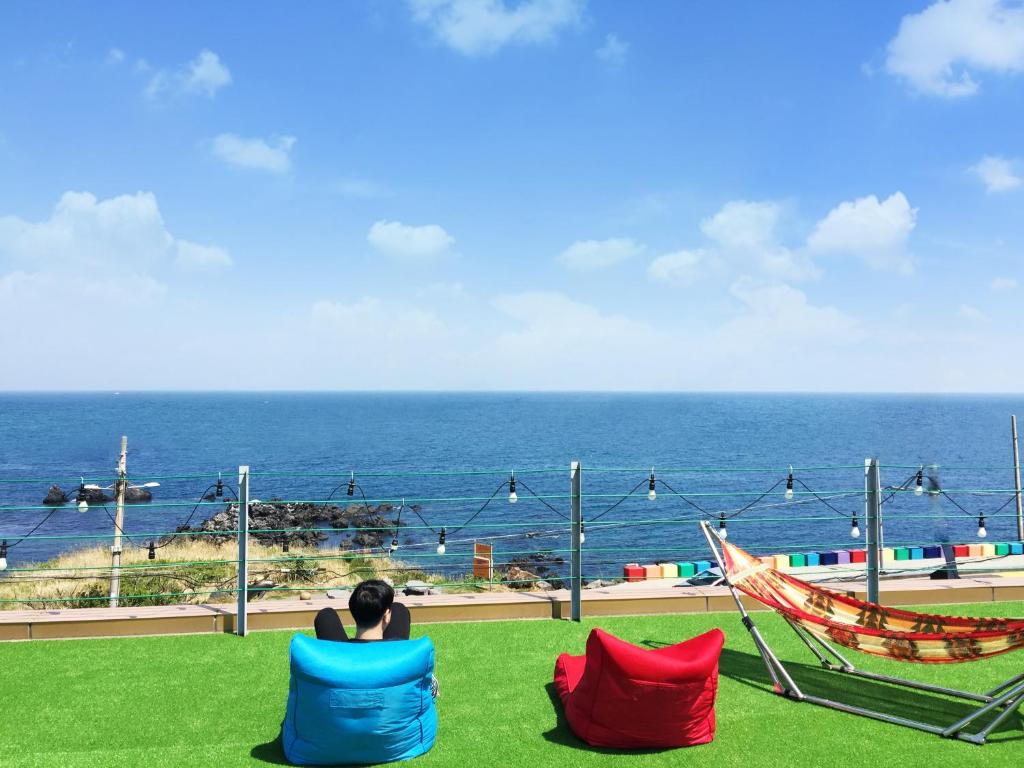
xmin=0 ymin=0 xmax=1022 ymax=391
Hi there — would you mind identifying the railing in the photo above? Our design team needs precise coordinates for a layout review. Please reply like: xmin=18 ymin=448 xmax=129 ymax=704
xmin=1 ymin=443 xmax=1023 ymax=635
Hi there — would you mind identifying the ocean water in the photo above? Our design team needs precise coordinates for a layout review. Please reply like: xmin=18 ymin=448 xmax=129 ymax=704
xmin=1 ymin=392 xmax=1023 ymax=577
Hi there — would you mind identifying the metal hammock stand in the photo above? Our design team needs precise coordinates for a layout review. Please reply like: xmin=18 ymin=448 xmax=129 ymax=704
xmin=699 ymin=521 xmax=1024 ymax=745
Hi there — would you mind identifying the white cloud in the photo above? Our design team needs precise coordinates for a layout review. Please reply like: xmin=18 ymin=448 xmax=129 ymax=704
xmin=806 ymin=192 xmax=916 ymax=272
xmin=990 ymin=276 xmax=1018 ymax=291
xmin=700 ymin=200 xmax=818 ymax=280
xmin=971 ymin=155 xmax=1021 ymax=192
xmin=145 ymin=49 xmax=232 ymax=99
xmin=647 ymin=249 xmax=708 ymax=286
xmin=0 ymin=190 xmax=229 ymax=276
xmin=557 ymin=238 xmax=644 ymax=270
xmin=491 ymin=291 xmax=671 ymax=388
xmin=107 ymin=48 xmax=125 ymax=64
xmin=885 ymin=0 xmax=1024 ymax=98
xmin=959 ymin=303 xmax=990 ymax=321
xmin=175 ymin=240 xmax=233 ymax=271
xmin=0 ymin=191 xmax=173 ymax=271
xmin=595 ymin=33 xmax=628 ymax=68
xmin=367 ymin=220 xmax=455 ymax=259
xmin=723 ymin=276 xmax=863 ymax=344
xmin=409 ymin=0 xmax=584 ymax=56
xmin=210 ymin=133 xmax=296 ymax=174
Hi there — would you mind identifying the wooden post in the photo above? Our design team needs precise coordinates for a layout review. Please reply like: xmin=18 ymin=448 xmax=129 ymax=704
xmin=236 ymin=466 xmax=250 ymax=636
xmin=109 ymin=436 xmax=128 ymax=608
xmin=570 ymin=460 xmax=582 ymax=622
xmin=1013 ymin=416 xmax=1023 ymax=543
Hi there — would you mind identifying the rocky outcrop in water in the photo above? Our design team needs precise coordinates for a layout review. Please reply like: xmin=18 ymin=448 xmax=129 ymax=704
xmin=125 ymin=486 xmax=153 ymax=503
xmin=43 ymin=485 xmax=68 ymax=505
xmin=179 ymin=501 xmax=407 ymax=549
xmin=41 ymin=485 xmax=114 ymax=505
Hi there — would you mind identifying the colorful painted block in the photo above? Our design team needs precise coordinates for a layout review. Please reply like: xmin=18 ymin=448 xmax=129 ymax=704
xmin=643 ymin=564 xmax=662 ymax=579
xmin=836 ymin=550 xmax=851 ymax=565
xmin=694 ymin=560 xmax=713 ymax=574
xmin=805 ymin=553 xmax=820 ymax=567
xmin=1011 ymin=543 xmax=1024 ymax=556
xmin=909 ymin=547 xmax=924 ymax=560
xmin=660 ymin=562 xmax=679 ymax=578
xmin=953 ymin=545 xmax=970 ymax=558
xmin=994 ymin=543 xmax=1010 ymax=556
xmin=980 ymin=544 xmax=996 ymax=557
xmin=894 ymin=547 xmax=910 ymax=561
xmin=676 ymin=562 xmax=697 ymax=577
xmin=789 ymin=553 xmax=807 ymax=568
xmin=623 ymin=564 xmax=644 ymax=582
xmin=881 ymin=547 xmax=895 ymax=563
xmin=923 ymin=545 xmax=942 ymax=558
xmin=849 ymin=549 xmax=866 ymax=563
xmin=967 ymin=544 xmax=982 ymax=557
xmin=820 ymin=551 xmax=840 ymax=566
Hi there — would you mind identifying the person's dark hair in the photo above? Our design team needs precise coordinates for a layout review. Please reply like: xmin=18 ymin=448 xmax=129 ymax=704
xmin=348 ymin=579 xmax=395 ymax=629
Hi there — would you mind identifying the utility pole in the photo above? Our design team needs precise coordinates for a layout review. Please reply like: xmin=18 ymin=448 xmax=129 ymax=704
xmin=109 ymin=436 xmax=128 ymax=608
xmin=1013 ymin=415 xmax=1023 ymax=543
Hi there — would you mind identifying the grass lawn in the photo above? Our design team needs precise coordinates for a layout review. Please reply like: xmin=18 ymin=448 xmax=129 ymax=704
xmin=1 ymin=602 xmax=1022 ymax=767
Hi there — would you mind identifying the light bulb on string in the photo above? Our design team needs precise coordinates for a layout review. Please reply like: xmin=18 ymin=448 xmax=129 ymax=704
xmin=0 ymin=540 xmax=8 ymax=572
xmin=977 ymin=514 xmax=987 ymax=539
xmin=508 ymin=472 xmax=518 ymax=504
xmin=347 ymin=473 xmax=355 ymax=497
xmin=579 ymin=522 xmax=586 ymax=545
xmin=77 ymin=480 xmax=89 ymax=512
xmin=718 ymin=514 xmax=728 ymax=540
xmin=784 ymin=467 xmax=794 ymax=500
xmin=850 ymin=515 xmax=860 ymax=539
xmin=389 ymin=536 xmax=399 ymax=554
xmin=647 ymin=469 xmax=657 ymax=501
xmin=436 ymin=528 xmax=446 ymax=556
xmin=148 ymin=541 xmax=156 ymax=560
xmin=914 ymin=468 xmax=924 ymax=497
xmin=215 ymin=476 xmax=224 ymax=498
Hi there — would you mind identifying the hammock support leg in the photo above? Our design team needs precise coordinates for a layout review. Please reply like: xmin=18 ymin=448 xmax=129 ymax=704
xmin=699 ymin=522 xmax=803 ymax=699
xmin=698 ymin=521 xmax=1024 ymax=745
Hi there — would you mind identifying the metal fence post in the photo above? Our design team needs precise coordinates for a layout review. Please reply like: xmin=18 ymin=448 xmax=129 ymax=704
xmin=865 ymin=458 xmax=881 ymax=604
xmin=570 ymin=460 xmax=582 ymax=622
xmin=1012 ymin=415 xmax=1023 ymax=543
xmin=236 ymin=465 xmax=250 ymax=637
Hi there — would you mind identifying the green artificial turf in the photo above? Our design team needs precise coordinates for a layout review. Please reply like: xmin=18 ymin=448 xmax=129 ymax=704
xmin=1 ymin=603 xmax=1022 ymax=767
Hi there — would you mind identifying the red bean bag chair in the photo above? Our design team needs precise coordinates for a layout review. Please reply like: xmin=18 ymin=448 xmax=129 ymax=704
xmin=553 ymin=627 xmax=725 ymax=749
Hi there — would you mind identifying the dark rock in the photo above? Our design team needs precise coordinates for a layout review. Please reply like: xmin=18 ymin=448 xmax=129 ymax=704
xmin=80 ymin=487 xmax=113 ymax=503
xmin=402 ymin=580 xmax=433 ymax=596
xmin=125 ymin=486 xmax=152 ymax=503
xmin=177 ymin=500 xmax=404 ymax=549
xmin=247 ymin=579 xmax=277 ymax=601
xmin=43 ymin=485 xmax=68 ymax=505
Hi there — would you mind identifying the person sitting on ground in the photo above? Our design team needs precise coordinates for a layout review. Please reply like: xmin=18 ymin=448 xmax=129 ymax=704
xmin=314 ymin=579 xmax=438 ymax=696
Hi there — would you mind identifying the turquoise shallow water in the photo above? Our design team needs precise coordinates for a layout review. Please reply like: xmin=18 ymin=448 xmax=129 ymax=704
xmin=1 ymin=392 xmax=1022 ymax=575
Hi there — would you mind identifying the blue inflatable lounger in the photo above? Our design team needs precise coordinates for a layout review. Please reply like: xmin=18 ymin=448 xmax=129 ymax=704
xmin=282 ymin=633 xmax=438 ymax=765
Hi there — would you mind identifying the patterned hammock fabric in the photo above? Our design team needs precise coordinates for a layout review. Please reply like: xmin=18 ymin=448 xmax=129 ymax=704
xmin=720 ymin=539 xmax=1024 ymax=663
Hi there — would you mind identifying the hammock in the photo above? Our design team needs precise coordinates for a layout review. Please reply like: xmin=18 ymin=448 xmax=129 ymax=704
xmin=719 ymin=534 xmax=1024 ymax=664
xmin=699 ymin=522 xmax=1024 ymax=744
